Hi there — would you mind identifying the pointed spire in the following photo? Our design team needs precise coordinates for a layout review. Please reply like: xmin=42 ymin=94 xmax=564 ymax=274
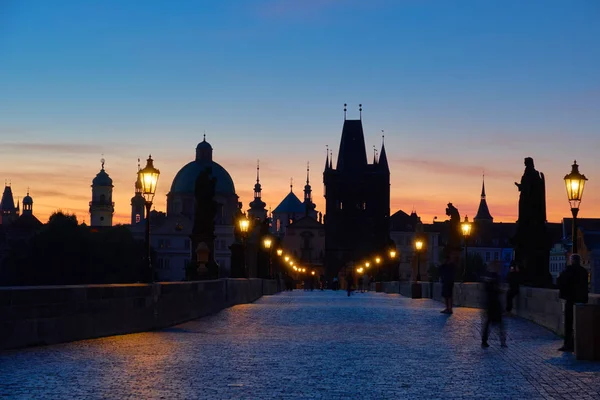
xmin=256 ymin=159 xmax=260 ymax=184
xmin=378 ymin=131 xmax=389 ymax=172
xmin=325 ymin=145 xmax=330 ymax=171
xmin=481 ymin=173 xmax=486 ymax=198
xmin=329 ymin=150 xmax=333 ymax=169
xmin=474 ymin=174 xmax=493 ymax=223
xmin=359 ymin=104 xmax=362 ymax=120
xmin=306 ymin=161 xmax=310 ymax=185
xmin=290 ymin=177 xmax=293 ymax=192
xmin=101 ymin=155 xmax=105 ymax=170
xmin=343 ymin=103 xmax=347 ymax=120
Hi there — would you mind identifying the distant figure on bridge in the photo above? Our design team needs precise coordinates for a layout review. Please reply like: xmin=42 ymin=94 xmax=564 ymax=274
xmin=481 ymin=263 xmax=507 ymax=348
xmin=505 ymin=262 xmax=520 ymax=315
xmin=557 ymin=254 xmax=588 ymax=352
xmin=346 ymin=273 xmax=354 ymax=297
xmin=439 ymin=253 xmax=456 ymax=314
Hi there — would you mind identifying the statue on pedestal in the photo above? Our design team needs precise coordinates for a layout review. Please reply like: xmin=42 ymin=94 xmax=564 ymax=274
xmin=189 ymin=167 xmax=219 ymax=280
xmin=513 ymin=157 xmax=552 ymax=287
xmin=444 ymin=203 xmax=462 ymax=256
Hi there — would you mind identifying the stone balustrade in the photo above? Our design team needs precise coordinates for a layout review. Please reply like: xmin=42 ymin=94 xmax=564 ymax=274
xmin=0 ymin=278 xmax=278 ymax=351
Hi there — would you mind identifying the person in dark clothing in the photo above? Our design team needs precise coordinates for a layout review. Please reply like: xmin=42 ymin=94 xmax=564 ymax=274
xmin=505 ymin=263 xmax=520 ymax=314
xmin=482 ymin=263 xmax=507 ymax=348
xmin=439 ymin=253 xmax=456 ymax=314
xmin=557 ymin=254 xmax=589 ymax=352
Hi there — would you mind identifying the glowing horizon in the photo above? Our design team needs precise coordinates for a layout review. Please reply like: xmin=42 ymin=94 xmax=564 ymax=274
xmin=1 ymin=1 xmax=598 ymax=225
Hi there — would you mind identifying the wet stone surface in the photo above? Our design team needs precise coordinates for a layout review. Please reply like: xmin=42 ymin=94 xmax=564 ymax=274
xmin=1 ymin=290 xmax=599 ymax=399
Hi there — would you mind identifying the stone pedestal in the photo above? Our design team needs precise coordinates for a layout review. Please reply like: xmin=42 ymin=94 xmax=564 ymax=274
xmin=575 ymin=304 xmax=600 ymax=361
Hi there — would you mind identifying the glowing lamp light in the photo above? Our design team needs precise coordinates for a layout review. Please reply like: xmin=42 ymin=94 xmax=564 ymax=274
xmin=564 ymin=160 xmax=588 ymax=210
xmin=375 ymin=257 xmax=381 ymax=264
xmin=263 ymin=237 xmax=272 ymax=249
xmin=277 ymin=249 xmax=283 ymax=256
xmin=311 ymin=271 xmax=315 ymax=276
xmin=138 ymin=155 xmax=160 ymax=203
xmin=285 ymin=256 xmax=290 ymax=262
xmin=389 ymin=249 xmax=397 ymax=258
xmin=239 ymin=217 xmax=250 ymax=234
xmin=461 ymin=216 xmax=472 ymax=238
xmin=365 ymin=262 xmax=370 ymax=268
xmin=415 ymin=240 xmax=424 ymax=251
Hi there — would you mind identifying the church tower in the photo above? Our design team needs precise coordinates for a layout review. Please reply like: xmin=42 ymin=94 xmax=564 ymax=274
xmin=303 ymin=162 xmax=316 ymax=217
xmin=474 ymin=175 xmax=493 ymax=223
xmin=323 ymin=105 xmax=390 ymax=276
xmin=131 ymin=159 xmax=146 ymax=225
xmin=22 ymin=189 xmax=33 ymax=216
xmin=248 ymin=161 xmax=267 ymax=221
xmin=0 ymin=182 xmax=20 ymax=224
xmin=90 ymin=159 xmax=114 ymax=227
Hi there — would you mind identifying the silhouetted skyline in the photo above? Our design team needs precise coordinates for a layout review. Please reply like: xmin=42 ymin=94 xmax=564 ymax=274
xmin=0 ymin=1 xmax=598 ymax=224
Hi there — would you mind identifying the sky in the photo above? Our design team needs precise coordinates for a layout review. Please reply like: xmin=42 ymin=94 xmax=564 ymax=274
xmin=0 ymin=0 xmax=599 ymax=225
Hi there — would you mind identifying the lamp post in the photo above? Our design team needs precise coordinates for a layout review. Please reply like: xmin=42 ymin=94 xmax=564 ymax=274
xmin=461 ymin=215 xmax=472 ymax=282
xmin=263 ymin=236 xmax=273 ymax=278
xmin=389 ymin=249 xmax=397 ymax=281
xmin=564 ymin=161 xmax=588 ymax=254
xmin=238 ymin=214 xmax=250 ymax=278
xmin=415 ymin=239 xmax=424 ymax=282
xmin=138 ymin=155 xmax=160 ymax=283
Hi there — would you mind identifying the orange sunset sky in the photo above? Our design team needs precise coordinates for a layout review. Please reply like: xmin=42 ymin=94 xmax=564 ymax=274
xmin=1 ymin=1 xmax=598 ymax=225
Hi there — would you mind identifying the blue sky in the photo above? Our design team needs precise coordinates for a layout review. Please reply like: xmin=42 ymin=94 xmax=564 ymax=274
xmin=0 ymin=0 xmax=599 ymax=223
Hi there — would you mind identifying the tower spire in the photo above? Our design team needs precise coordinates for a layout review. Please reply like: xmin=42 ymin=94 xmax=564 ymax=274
xmin=343 ymin=103 xmax=347 ymax=120
xmin=306 ymin=161 xmax=310 ymax=185
xmin=325 ymin=145 xmax=329 ymax=171
xmin=474 ymin=173 xmax=493 ymax=223
xmin=378 ymin=130 xmax=389 ymax=172
xmin=359 ymin=104 xmax=362 ymax=120
xmin=256 ymin=159 xmax=260 ymax=184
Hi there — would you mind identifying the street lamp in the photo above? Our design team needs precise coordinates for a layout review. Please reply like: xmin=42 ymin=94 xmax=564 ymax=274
xmin=277 ymin=248 xmax=283 ymax=257
xmin=415 ymin=239 xmax=424 ymax=281
xmin=461 ymin=215 xmax=472 ymax=282
xmin=564 ymin=160 xmax=588 ymax=254
xmin=389 ymin=248 xmax=398 ymax=281
xmin=238 ymin=214 xmax=250 ymax=277
xmin=138 ymin=155 xmax=160 ymax=282
xmin=365 ymin=262 xmax=370 ymax=268
xmin=263 ymin=236 xmax=273 ymax=278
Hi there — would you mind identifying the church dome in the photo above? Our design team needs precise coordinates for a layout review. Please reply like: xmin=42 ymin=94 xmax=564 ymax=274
xmin=22 ymin=194 xmax=33 ymax=205
xmin=170 ymin=160 xmax=236 ymax=195
xmin=92 ymin=169 xmax=113 ymax=186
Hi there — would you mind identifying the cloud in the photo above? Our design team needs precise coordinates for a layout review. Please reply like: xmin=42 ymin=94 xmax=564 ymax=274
xmin=391 ymin=157 xmax=515 ymax=179
xmin=0 ymin=142 xmax=132 ymax=156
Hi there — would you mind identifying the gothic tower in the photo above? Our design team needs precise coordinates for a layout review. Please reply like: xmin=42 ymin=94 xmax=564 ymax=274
xmin=131 ymin=160 xmax=146 ymax=225
xmin=90 ymin=159 xmax=114 ymax=227
xmin=0 ymin=183 xmax=20 ymax=224
xmin=323 ymin=105 xmax=390 ymax=276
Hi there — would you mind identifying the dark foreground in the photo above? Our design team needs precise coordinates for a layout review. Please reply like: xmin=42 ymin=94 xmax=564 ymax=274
xmin=1 ymin=290 xmax=599 ymax=399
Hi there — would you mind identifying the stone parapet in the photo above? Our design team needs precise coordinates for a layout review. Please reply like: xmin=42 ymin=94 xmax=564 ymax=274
xmin=0 ymin=279 xmax=278 ymax=351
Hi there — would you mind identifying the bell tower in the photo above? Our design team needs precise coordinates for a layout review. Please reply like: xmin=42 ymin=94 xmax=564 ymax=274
xmin=90 ymin=158 xmax=114 ymax=227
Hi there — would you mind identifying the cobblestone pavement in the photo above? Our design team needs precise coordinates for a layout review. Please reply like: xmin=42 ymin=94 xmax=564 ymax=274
xmin=1 ymin=291 xmax=600 ymax=399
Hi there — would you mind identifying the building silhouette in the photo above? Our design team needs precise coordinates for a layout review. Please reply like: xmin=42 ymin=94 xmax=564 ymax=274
xmin=89 ymin=160 xmax=114 ymax=227
xmin=323 ymin=107 xmax=390 ymax=277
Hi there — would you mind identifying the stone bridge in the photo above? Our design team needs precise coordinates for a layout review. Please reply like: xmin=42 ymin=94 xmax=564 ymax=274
xmin=1 ymin=290 xmax=599 ymax=399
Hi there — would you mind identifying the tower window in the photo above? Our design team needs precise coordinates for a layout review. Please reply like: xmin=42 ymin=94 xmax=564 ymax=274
xmin=136 ymin=214 xmax=141 ymax=223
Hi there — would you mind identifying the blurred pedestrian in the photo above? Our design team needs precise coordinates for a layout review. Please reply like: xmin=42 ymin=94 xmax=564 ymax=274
xmin=505 ymin=263 xmax=520 ymax=314
xmin=482 ymin=262 xmax=506 ymax=348
xmin=439 ymin=252 xmax=456 ymax=314
xmin=557 ymin=254 xmax=588 ymax=352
